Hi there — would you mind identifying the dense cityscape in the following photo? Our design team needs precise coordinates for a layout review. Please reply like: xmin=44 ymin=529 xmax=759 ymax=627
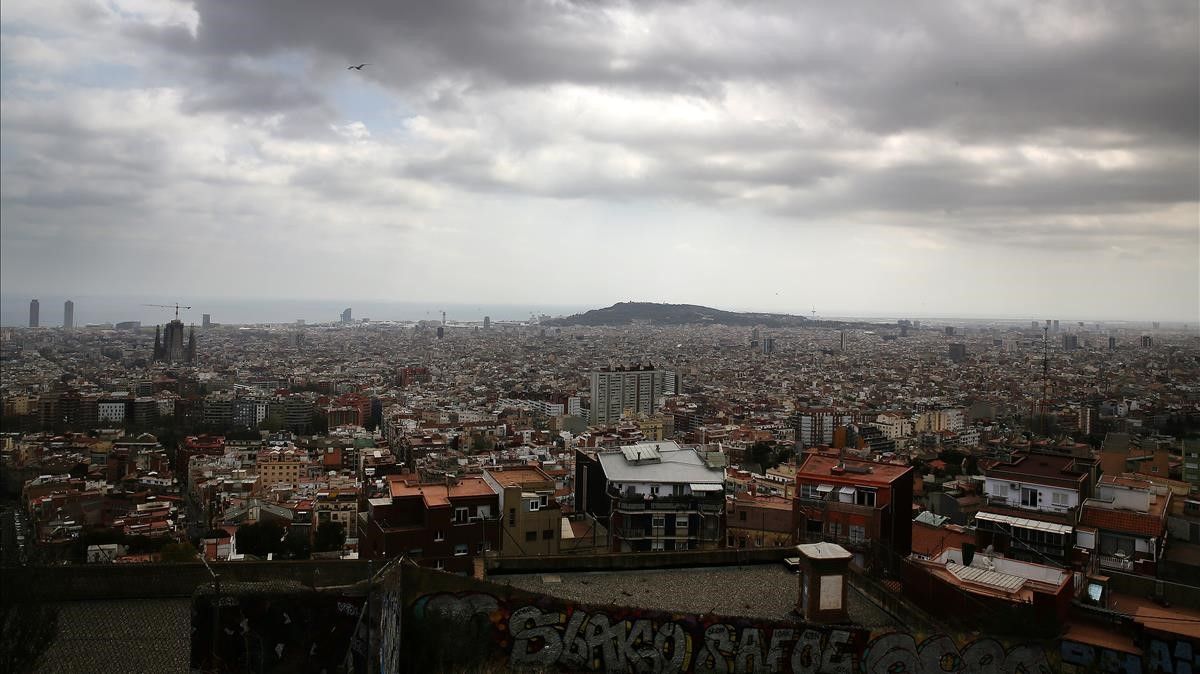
xmin=1 ymin=300 xmax=1197 ymax=671
xmin=3 ymin=0 xmax=1198 ymax=671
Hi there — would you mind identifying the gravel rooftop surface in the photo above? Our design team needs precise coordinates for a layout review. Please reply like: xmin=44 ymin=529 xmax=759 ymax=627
xmin=492 ymin=564 xmax=899 ymax=628
xmin=36 ymin=598 xmax=191 ymax=673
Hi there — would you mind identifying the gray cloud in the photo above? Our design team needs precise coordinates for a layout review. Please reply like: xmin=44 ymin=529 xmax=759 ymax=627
xmin=1 ymin=0 xmax=1196 ymax=318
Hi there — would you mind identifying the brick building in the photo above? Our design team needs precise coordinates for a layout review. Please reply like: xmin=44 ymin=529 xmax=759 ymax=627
xmin=793 ymin=453 xmax=914 ymax=563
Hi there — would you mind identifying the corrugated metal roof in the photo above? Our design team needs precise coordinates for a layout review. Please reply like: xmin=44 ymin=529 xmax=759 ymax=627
xmin=975 ymin=510 xmax=1072 ymax=535
xmin=947 ymin=562 xmax=1026 ymax=592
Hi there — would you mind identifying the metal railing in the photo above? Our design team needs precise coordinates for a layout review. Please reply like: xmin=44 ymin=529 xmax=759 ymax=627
xmin=1098 ymin=554 xmax=1134 ymax=571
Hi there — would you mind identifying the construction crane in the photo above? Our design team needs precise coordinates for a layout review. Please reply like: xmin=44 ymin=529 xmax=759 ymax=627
xmin=143 ymin=303 xmax=192 ymax=320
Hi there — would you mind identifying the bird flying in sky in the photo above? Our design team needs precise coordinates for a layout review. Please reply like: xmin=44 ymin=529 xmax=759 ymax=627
xmin=347 ymin=63 xmax=369 ymax=70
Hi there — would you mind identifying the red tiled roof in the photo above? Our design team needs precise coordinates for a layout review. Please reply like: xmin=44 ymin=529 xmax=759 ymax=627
xmin=1080 ymin=506 xmax=1164 ymax=537
xmin=797 ymin=454 xmax=912 ymax=486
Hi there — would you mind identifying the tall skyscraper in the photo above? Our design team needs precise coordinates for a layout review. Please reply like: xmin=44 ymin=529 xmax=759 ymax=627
xmin=944 ymin=326 xmax=956 ymax=336
xmin=588 ymin=365 xmax=679 ymax=424
xmin=1062 ymin=334 xmax=1079 ymax=351
xmin=484 ymin=316 xmax=491 ymax=330
xmin=341 ymin=307 xmax=352 ymax=324
xmin=202 ymin=313 xmax=211 ymax=328
xmin=28 ymin=299 xmax=39 ymax=328
xmin=63 ymin=300 xmax=74 ymax=329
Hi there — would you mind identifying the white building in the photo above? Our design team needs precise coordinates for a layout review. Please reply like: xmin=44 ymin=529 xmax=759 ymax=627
xmin=589 ymin=366 xmax=679 ymax=425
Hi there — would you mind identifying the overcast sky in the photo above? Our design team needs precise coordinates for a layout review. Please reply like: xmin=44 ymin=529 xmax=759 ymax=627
xmin=1 ymin=0 xmax=1197 ymax=321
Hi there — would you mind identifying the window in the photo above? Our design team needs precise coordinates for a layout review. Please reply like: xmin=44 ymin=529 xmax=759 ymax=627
xmin=651 ymin=485 xmax=660 ymax=495
xmin=543 ymin=529 xmax=554 ymax=540
xmin=477 ymin=505 xmax=492 ymax=519
xmin=800 ymin=484 xmax=818 ymax=499
xmin=454 ymin=543 xmax=468 ymax=556
xmin=539 ymin=494 xmax=549 ymax=507
xmin=454 ymin=507 xmax=469 ymax=523
xmin=855 ymin=490 xmax=876 ymax=507
xmin=477 ymin=543 xmax=485 ymax=554
xmin=509 ymin=508 xmax=516 ymax=526
xmin=652 ymin=516 xmax=665 ymax=528
xmin=525 ymin=531 xmax=537 ymax=542
xmin=673 ymin=484 xmax=685 ymax=496
xmin=1051 ymin=492 xmax=1069 ymax=507
xmin=1021 ymin=488 xmax=1038 ymax=507
xmin=829 ymin=523 xmax=841 ymax=538
xmin=434 ymin=530 xmax=444 ymax=542
xmin=528 ymin=500 xmax=540 ymax=512
xmin=849 ymin=525 xmax=866 ymax=543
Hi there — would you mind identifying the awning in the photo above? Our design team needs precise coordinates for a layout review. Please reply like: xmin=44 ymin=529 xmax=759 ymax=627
xmin=976 ymin=511 xmax=1072 ymax=535
xmin=689 ymin=483 xmax=724 ymax=492
xmin=817 ymin=484 xmax=835 ymax=493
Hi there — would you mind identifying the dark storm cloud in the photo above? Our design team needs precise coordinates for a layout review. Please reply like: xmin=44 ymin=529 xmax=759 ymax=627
xmin=153 ymin=1 xmax=1198 ymax=139
xmin=2 ymin=0 xmax=1196 ymax=283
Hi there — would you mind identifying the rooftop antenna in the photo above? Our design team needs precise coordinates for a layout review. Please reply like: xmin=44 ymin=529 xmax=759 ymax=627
xmin=144 ymin=303 xmax=192 ymax=320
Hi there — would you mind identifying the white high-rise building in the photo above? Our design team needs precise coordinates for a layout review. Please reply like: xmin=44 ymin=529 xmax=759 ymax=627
xmin=589 ymin=365 xmax=679 ymax=425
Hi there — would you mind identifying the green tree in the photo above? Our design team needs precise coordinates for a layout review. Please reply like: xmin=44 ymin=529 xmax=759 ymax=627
xmin=159 ymin=541 xmax=198 ymax=562
xmin=284 ymin=530 xmax=311 ymax=560
xmin=749 ymin=441 xmax=777 ymax=470
xmin=235 ymin=521 xmax=286 ymax=558
xmin=313 ymin=522 xmax=346 ymax=553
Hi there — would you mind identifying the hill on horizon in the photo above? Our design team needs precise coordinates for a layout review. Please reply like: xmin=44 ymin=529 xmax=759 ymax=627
xmin=542 ymin=302 xmax=811 ymax=327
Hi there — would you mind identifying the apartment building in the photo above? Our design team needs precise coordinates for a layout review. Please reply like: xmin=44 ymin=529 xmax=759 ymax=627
xmin=359 ymin=476 xmax=499 ymax=574
xmin=256 ymin=445 xmax=310 ymax=487
xmin=578 ymin=441 xmax=726 ymax=553
xmin=793 ymin=453 xmax=914 ymax=562
xmin=589 ymin=365 xmax=679 ymax=425
xmin=974 ymin=451 xmax=1091 ymax=566
xmin=481 ymin=465 xmax=560 ymax=556
xmin=1078 ymin=474 xmax=1170 ymax=576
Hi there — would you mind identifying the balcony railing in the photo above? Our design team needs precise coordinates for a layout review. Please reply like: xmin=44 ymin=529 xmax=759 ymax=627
xmin=1098 ymin=554 xmax=1134 ymax=571
xmin=611 ymin=492 xmax=724 ymax=515
xmin=795 ymin=496 xmax=878 ymax=517
xmin=982 ymin=497 xmax=1077 ymax=520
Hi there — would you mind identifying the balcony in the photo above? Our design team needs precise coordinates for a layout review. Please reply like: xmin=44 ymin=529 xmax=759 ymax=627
xmin=1098 ymin=554 xmax=1134 ymax=572
xmin=983 ymin=496 xmax=1077 ymax=521
xmin=611 ymin=491 xmax=724 ymax=515
xmin=795 ymin=496 xmax=878 ymax=518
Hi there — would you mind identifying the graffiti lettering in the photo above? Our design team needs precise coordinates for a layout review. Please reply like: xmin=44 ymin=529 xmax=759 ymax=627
xmin=863 ymin=633 xmax=1052 ymax=674
xmin=1063 ymin=636 xmax=1200 ymax=674
xmin=508 ymin=604 xmax=859 ymax=674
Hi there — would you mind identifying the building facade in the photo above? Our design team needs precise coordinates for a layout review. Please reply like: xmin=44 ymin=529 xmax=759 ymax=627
xmin=793 ymin=453 xmax=914 ymax=564
xmin=589 ymin=365 xmax=679 ymax=425
xmin=583 ymin=442 xmax=725 ymax=553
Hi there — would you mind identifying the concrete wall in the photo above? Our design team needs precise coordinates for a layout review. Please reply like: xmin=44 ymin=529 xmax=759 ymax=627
xmin=4 ymin=559 xmax=372 ymax=601
xmin=486 ymin=545 xmax=794 ymax=574
xmin=388 ymin=561 xmax=1062 ymax=674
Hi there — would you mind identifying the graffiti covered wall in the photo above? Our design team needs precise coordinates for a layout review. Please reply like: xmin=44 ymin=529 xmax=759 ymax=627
xmin=191 ymin=583 xmax=366 ymax=673
xmin=389 ymin=563 xmax=1063 ymax=674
